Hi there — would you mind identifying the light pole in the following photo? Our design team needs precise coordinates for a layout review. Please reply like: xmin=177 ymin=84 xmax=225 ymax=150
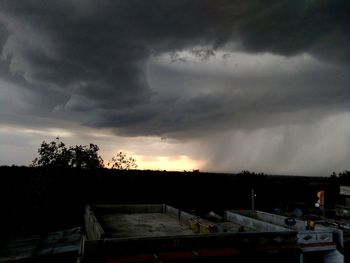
xmin=252 ymin=188 xmax=256 ymax=211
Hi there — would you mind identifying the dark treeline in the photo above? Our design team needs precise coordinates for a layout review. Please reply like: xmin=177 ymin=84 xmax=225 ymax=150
xmin=0 ymin=166 xmax=344 ymax=241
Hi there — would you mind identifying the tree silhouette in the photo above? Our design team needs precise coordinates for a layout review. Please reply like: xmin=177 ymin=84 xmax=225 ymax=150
xmin=108 ymin=152 xmax=137 ymax=170
xmin=31 ymin=138 xmax=104 ymax=169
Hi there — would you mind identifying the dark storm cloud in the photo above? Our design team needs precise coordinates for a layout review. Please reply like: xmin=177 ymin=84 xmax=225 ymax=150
xmin=0 ymin=0 xmax=349 ymax=138
xmin=91 ymin=64 xmax=350 ymax=138
xmin=234 ymin=1 xmax=350 ymax=59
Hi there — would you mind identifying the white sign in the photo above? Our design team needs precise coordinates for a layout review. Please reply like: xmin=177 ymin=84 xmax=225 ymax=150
xmin=340 ymin=186 xmax=350 ymax=196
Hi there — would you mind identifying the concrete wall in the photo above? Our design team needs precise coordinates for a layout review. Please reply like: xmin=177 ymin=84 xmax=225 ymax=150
xmin=225 ymin=211 xmax=292 ymax=232
xmin=90 ymin=204 xmax=164 ymax=214
xmin=297 ymin=230 xmax=333 ymax=244
xmin=164 ymin=205 xmax=193 ymax=223
xmin=254 ymin=211 xmax=343 ymax=248
xmin=84 ymin=205 xmax=105 ymax=240
xmin=330 ymin=227 xmax=344 ymax=249
xmin=324 ymin=249 xmax=344 ymax=263
xmin=165 ymin=205 xmax=216 ymax=233
xmin=255 ymin=211 xmax=306 ymax=230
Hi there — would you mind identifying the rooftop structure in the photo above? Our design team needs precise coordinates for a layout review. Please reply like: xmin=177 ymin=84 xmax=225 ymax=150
xmin=227 ymin=210 xmax=344 ymax=263
xmin=80 ymin=204 xmax=299 ymax=263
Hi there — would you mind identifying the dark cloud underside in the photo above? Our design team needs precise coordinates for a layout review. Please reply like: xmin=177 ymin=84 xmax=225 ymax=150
xmin=0 ymin=0 xmax=349 ymax=138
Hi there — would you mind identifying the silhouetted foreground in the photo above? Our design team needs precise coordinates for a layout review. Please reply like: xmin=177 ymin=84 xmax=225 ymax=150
xmin=0 ymin=166 xmax=342 ymax=242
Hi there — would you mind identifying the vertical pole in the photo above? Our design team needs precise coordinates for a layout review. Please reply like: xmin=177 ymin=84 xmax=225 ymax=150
xmin=252 ymin=188 xmax=255 ymax=211
xmin=323 ymin=192 xmax=326 ymax=222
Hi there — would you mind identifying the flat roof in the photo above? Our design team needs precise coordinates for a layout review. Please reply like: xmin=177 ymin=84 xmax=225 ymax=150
xmin=97 ymin=212 xmax=195 ymax=238
xmin=82 ymin=205 xmax=299 ymax=259
xmin=90 ymin=205 xmax=257 ymax=239
xmin=87 ymin=204 xmax=210 ymax=239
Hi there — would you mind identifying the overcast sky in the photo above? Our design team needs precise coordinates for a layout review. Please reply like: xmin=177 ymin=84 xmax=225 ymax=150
xmin=0 ymin=0 xmax=349 ymax=175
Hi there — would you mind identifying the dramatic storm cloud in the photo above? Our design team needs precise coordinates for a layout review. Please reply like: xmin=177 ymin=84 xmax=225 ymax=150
xmin=0 ymin=1 xmax=349 ymax=175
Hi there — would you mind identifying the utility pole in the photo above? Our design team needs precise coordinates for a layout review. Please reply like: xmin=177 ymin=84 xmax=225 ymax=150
xmin=323 ymin=192 xmax=326 ymax=222
xmin=252 ymin=188 xmax=255 ymax=211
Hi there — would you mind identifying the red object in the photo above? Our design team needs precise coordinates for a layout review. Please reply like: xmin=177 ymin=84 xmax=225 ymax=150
xmin=158 ymin=251 xmax=196 ymax=261
xmin=317 ymin=191 xmax=325 ymax=205
xmin=107 ymin=254 xmax=155 ymax=263
xmin=196 ymin=247 xmax=240 ymax=257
